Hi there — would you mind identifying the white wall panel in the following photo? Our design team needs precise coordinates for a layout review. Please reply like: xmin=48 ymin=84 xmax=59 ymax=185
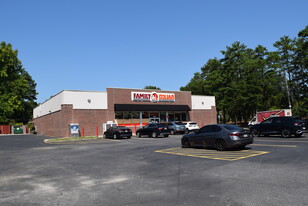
xmin=33 ymin=92 xmax=64 ymax=118
xmin=62 ymin=91 xmax=107 ymax=109
xmin=33 ymin=90 xmax=108 ymax=118
xmin=191 ymin=95 xmax=215 ymax=110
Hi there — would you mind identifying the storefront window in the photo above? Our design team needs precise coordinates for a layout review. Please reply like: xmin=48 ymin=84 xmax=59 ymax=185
xmin=142 ymin=112 xmax=150 ymax=124
xmin=131 ymin=112 xmax=139 ymax=119
xmin=168 ymin=112 xmax=175 ymax=122
xmin=115 ymin=112 xmax=123 ymax=119
xmin=142 ymin=112 xmax=149 ymax=119
xmin=123 ymin=112 xmax=130 ymax=119
xmin=175 ymin=112 xmax=181 ymax=122
xmin=115 ymin=111 xmax=188 ymax=125
xmin=160 ymin=112 xmax=167 ymax=122
xmin=150 ymin=112 xmax=159 ymax=118
xmin=181 ymin=112 xmax=187 ymax=121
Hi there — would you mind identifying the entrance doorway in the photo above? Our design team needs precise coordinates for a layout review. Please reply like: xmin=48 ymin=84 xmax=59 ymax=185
xmin=149 ymin=118 xmax=160 ymax=123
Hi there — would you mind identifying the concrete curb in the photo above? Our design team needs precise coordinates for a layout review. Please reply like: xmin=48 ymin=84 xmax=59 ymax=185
xmin=44 ymin=137 xmax=104 ymax=144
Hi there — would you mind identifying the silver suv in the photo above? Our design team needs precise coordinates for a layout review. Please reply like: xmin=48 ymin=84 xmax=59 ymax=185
xmin=167 ymin=122 xmax=186 ymax=135
xmin=182 ymin=121 xmax=199 ymax=134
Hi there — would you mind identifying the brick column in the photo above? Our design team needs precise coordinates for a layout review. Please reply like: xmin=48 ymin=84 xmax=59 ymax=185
xmin=60 ymin=104 xmax=73 ymax=137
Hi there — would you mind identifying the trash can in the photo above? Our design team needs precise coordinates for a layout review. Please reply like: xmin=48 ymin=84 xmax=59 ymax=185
xmin=69 ymin=123 xmax=80 ymax=137
xmin=13 ymin=125 xmax=23 ymax=134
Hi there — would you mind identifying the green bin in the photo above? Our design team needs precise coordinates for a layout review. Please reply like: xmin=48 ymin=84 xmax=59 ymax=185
xmin=13 ymin=125 xmax=23 ymax=134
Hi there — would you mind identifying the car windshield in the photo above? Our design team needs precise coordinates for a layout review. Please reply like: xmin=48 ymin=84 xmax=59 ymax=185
xmin=189 ymin=123 xmax=197 ymax=125
xmin=117 ymin=126 xmax=128 ymax=129
xmin=158 ymin=123 xmax=167 ymax=127
xmin=223 ymin=125 xmax=242 ymax=131
xmin=175 ymin=122 xmax=184 ymax=125
xmin=292 ymin=118 xmax=303 ymax=122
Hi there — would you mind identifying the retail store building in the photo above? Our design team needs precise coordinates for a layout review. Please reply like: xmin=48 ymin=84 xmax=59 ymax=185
xmin=33 ymin=88 xmax=216 ymax=137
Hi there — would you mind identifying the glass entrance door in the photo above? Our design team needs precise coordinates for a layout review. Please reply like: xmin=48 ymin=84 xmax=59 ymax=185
xmin=149 ymin=118 xmax=160 ymax=123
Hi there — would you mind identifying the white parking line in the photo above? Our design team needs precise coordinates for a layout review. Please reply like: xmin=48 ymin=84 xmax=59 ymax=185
xmin=252 ymin=144 xmax=297 ymax=147
xmin=255 ymin=139 xmax=308 ymax=143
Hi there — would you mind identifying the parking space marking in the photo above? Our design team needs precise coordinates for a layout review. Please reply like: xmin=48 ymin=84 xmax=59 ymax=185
xmin=252 ymin=144 xmax=297 ymax=147
xmin=255 ymin=139 xmax=308 ymax=143
xmin=155 ymin=147 xmax=269 ymax=161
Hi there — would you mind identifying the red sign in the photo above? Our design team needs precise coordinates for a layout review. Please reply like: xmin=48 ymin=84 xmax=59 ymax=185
xmin=131 ymin=92 xmax=175 ymax=102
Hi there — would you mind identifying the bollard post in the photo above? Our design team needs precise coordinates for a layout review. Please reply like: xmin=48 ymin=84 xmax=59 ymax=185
xmin=82 ymin=128 xmax=85 ymax=137
xmin=96 ymin=126 xmax=98 ymax=137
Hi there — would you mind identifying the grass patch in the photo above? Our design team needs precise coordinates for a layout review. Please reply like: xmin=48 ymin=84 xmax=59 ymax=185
xmin=45 ymin=136 xmax=101 ymax=142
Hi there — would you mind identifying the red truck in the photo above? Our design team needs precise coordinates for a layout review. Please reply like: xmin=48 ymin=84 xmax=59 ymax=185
xmin=248 ymin=109 xmax=292 ymax=126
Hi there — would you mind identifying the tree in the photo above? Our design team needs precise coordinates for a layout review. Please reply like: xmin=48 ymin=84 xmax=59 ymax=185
xmin=274 ymin=29 xmax=308 ymax=117
xmin=0 ymin=42 xmax=37 ymax=124
xmin=180 ymin=72 xmax=206 ymax=95
xmin=144 ymin=86 xmax=161 ymax=90
xmin=273 ymin=36 xmax=296 ymax=110
xmin=181 ymin=42 xmax=284 ymax=123
xmin=181 ymin=26 xmax=308 ymax=121
xmin=294 ymin=26 xmax=308 ymax=116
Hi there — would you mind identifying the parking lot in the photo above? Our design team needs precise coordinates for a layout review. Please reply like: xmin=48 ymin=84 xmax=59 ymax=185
xmin=1 ymin=133 xmax=308 ymax=206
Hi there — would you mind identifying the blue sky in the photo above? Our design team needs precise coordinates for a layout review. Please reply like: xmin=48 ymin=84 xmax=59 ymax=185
xmin=1 ymin=0 xmax=307 ymax=103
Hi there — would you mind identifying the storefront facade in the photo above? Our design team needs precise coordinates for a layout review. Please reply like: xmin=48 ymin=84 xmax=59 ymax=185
xmin=33 ymin=88 xmax=216 ymax=137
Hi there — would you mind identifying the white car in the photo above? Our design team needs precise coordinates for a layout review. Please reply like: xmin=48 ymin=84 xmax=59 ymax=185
xmin=182 ymin=121 xmax=199 ymax=134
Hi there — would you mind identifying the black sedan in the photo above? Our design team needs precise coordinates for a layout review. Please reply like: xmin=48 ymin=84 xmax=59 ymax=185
xmin=250 ymin=116 xmax=306 ymax=138
xmin=136 ymin=123 xmax=170 ymax=138
xmin=181 ymin=124 xmax=253 ymax=151
xmin=104 ymin=126 xmax=132 ymax=139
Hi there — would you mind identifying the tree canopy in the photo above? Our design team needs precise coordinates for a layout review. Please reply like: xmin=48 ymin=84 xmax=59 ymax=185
xmin=181 ymin=26 xmax=308 ymax=123
xmin=0 ymin=42 xmax=37 ymax=124
xmin=144 ymin=86 xmax=161 ymax=90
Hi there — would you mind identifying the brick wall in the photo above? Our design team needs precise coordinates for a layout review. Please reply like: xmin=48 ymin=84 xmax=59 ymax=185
xmin=189 ymin=106 xmax=217 ymax=127
xmin=72 ymin=109 xmax=108 ymax=137
xmin=33 ymin=104 xmax=108 ymax=137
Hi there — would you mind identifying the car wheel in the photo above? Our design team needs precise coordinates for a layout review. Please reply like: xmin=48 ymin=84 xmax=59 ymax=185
xmin=164 ymin=134 xmax=169 ymax=137
xmin=136 ymin=132 xmax=141 ymax=137
xmin=103 ymin=134 xmax=107 ymax=139
xmin=127 ymin=136 xmax=131 ymax=139
xmin=182 ymin=138 xmax=190 ymax=148
xmin=152 ymin=132 xmax=157 ymax=138
xmin=215 ymin=139 xmax=226 ymax=151
xmin=281 ymin=129 xmax=291 ymax=138
xmin=170 ymin=130 xmax=175 ymax=135
xmin=251 ymin=129 xmax=259 ymax=137
xmin=185 ymin=129 xmax=189 ymax=134
xmin=113 ymin=134 xmax=117 ymax=139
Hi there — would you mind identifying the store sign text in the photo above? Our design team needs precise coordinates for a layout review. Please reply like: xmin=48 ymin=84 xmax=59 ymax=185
xmin=131 ymin=92 xmax=175 ymax=102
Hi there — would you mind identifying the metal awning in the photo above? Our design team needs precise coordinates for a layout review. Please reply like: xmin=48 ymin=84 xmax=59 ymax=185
xmin=114 ymin=104 xmax=191 ymax=111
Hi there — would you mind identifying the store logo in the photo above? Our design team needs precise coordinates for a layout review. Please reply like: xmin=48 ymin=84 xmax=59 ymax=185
xmin=150 ymin=92 xmax=159 ymax=102
xmin=132 ymin=92 xmax=175 ymax=102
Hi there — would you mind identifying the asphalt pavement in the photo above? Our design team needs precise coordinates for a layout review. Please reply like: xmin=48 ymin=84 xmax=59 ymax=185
xmin=1 ymin=134 xmax=308 ymax=206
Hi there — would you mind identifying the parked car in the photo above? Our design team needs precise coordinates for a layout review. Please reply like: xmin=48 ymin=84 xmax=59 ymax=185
xmin=136 ymin=123 xmax=170 ymax=138
xmin=167 ymin=122 xmax=186 ymax=134
xmin=182 ymin=121 xmax=199 ymax=133
xmin=250 ymin=116 xmax=306 ymax=138
xmin=303 ymin=119 xmax=308 ymax=132
xmin=104 ymin=126 xmax=132 ymax=139
xmin=295 ymin=118 xmax=308 ymax=133
xmin=181 ymin=124 xmax=253 ymax=151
